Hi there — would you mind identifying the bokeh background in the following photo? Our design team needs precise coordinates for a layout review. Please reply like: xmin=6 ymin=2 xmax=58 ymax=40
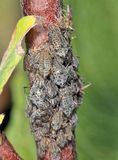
xmin=0 ymin=0 xmax=118 ymax=160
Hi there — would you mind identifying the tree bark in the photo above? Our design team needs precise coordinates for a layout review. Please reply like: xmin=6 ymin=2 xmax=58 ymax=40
xmin=21 ymin=0 xmax=83 ymax=159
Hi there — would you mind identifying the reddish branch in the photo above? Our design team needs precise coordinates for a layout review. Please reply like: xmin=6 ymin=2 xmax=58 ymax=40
xmin=22 ymin=0 xmax=82 ymax=160
xmin=0 ymin=133 xmax=22 ymax=160
xmin=22 ymin=0 xmax=62 ymax=49
xmin=44 ymin=144 xmax=75 ymax=160
xmin=22 ymin=0 xmax=61 ymax=22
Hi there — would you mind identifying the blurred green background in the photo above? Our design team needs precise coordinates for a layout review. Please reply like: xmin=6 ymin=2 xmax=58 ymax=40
xmin=0 ymin=0 xmax=118 ymax=160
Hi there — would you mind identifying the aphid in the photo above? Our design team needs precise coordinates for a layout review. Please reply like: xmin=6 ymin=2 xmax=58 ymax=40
xmin=69 ymin=80 xmax=80 ymax=94
xmin=41 ymin=123 xmax=50 ymax=134
xmin=24 ymin=52 xmax=31 ymax=72
xmin=53 ymin=55 xmax=64 ymax=65
xmin=50 ymin=129 xmax=57 ymax=139
xmin=49 ymin=141 xmax=61 ymax=160
xmin=73 ymin=94 xmax=82 ymax=107
xmin=30 ymin=108 xmax=51 ymax=129
xmin=52 ymin=58 xmax=64 ymax=71
xmin=51 ymin=61 xmax=68 ymax=87
xmin=56 ymin=48 xmax=69 ymax=58
xmin=29 ymin=72 xmax=45 ymax=87
xmin=59 ymin=87 xmax=75 ymax=116
xmin=30 ymin=109 xmax=42 ymax=129
xmin=65 ymin=125 xmax=73 ymax=141
xmin=48 ymin=96 xmax=60 ymax=107
xmin=67 ymin=65 xmax=78 ymax=80
xmin=33 ymin=129 xmax=43 ymax=141
xmin=37 ymin=138 xmax=47 ymax=158
xmin=29 ymin=81 xmax=47 ymax=107
xmin=59 ymin=87 xmax=69 ymax=97
xmin=70 ymin=114 xmax=78 ymax=127
xmin=37 ymin=102 xmax=54 ymax=114
xmin=47 ymin=81 xmax=58 ymax=98
xmin=62 ymin=48 xmax=73 ymax=66
xmin=60 ymin=95 xmax=75 ymax=116
xmin=48 ymin=25 xmax=68 ymax=58
xmin=52 ymin=71 xmax=68 ymax=87
xmin=63 ymin=30 xmax=71 ymax=43
xmin=51 ymin=110 xmax=63 ymax=131
xmin=26 ymin=51 xmax=40 ymax=72
xmin=37 ymin=49 xmax=52 ymax=78
xmin=26 ymin=48 xmax=52 ymax=78
xmin=26 ymin=99 xmax=37 ymax=117
xmin=29 ymin=74 xmax=45 ymax=88
xmin=62 ymin=117 xmax=68 ymax=128
xmin=72 ymin=55 xmax=79 ymax=69
xmin=56 ymin=130 xmax=67 ymax=148
xmin=48 ymin=25 xmax=63 ymax=50
xmin=33 ymin=123 xmax=50 ymax=141
xmin=40 ymin=110 xmax=53 ymax=123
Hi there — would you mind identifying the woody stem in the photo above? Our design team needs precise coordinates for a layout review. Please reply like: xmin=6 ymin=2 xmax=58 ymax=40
xmin=21 ymin=0 xmax=83 ymax=159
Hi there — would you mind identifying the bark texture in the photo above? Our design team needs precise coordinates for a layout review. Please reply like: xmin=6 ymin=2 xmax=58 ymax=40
xmin=22 ymin=0 xmax=83 ymax=159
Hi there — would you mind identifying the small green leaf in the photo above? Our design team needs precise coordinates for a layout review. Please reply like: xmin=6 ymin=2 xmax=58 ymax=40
xmin=0 ymin=113 xmax=5 ymax=125
xmin=0 ymin=16 xmax=37 ymax=94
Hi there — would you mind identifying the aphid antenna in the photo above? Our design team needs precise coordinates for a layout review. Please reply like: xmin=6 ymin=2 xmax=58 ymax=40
xmin=82 ymin=83 xmax=91 ymax=90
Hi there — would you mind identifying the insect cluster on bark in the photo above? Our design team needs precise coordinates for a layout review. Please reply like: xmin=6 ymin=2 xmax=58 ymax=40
xmin=24 ymin=6 xmax=83 ymax=160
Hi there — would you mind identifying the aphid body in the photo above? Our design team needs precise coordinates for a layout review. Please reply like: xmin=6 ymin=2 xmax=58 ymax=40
xmin=29 ymin=81 xmax=47 ymax=107
xmin=48 ymin=25 xmax=69 ymax=58
xmin=59 ymin=87 xmax=75 ymax=116
xmin=51 ymin=110 xmax=63 ymax=131
xmin=56 ymin=130 xmax=67 ymax=148
xmin=47 ymin=81 xmax=58 ymax=98
xmin=51 ymin=60 xmax=68 ymax=87
xmin=38 ymin=50 xmax=52 ymax=78
xmin=26 ymin=48 xmax=52 ymax=78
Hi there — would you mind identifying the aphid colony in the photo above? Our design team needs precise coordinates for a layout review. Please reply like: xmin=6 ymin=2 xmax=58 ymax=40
xmin=25 ymin=25 xmax=83 ymax=159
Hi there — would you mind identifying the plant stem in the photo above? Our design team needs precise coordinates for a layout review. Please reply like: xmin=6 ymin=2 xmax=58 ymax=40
xmin=0 ymin=132 xmax=22 ymax=160
xmin=22 ymin=0 xmax=83 ymax=159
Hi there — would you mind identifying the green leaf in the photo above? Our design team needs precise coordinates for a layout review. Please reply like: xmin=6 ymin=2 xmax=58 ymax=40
xmin=0 ymin=16 xmax=37 ymax=94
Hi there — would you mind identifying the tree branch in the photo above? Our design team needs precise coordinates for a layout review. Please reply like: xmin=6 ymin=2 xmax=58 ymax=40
xmin=21 ymin=0 xmax=83 ymax=159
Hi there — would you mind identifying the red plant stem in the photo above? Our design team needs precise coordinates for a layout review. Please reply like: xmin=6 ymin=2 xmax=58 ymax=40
xmin=22 ymin=0 xmax=82 ymax=159
xmin=22 ymin=0 xmax=62 ymax=49
xmin=0 ymin=133 xmax=22 ymax=160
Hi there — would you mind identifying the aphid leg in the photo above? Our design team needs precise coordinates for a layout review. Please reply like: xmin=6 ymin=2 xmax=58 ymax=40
xmin=64 ymin=5 xmax=74 ymax=30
